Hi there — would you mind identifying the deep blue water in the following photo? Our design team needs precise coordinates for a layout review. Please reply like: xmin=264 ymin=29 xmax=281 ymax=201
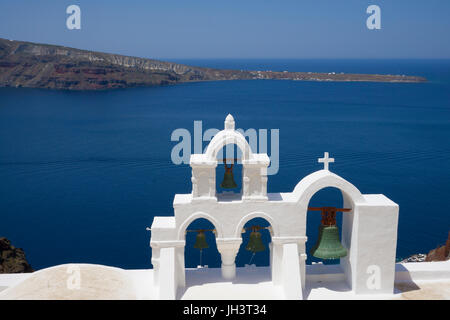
xmin=1 ymin=59 xmax=449 ymax=270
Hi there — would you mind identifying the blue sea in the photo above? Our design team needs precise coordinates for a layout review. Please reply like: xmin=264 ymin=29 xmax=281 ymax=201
xmin=1 ymin=59 xmax=449 ymax=270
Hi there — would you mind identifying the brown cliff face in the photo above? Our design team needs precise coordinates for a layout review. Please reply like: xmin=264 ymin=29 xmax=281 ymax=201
xmin=0 ymin=38 xmax=427 ymax=90
xmin=0 ymin=237 xmax=33 ymax=273
xmin=0 ymin=38 xmax=249 ymax=90
xmin=425 ymin=232 xmax=450 ymax=262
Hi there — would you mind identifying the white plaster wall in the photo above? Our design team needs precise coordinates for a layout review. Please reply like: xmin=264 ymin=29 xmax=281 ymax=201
xmin=341 ymin=192 xmax=357 ymax=288
xmin=158 ymin=247 xmax=177 ymax=299
xmin=281 ymin=243 xmax=303 ymax=300
xmin=173 ymin=199 xmax=303 ymax=240
xmin=351 ymin=195 xmax=399 ymax=294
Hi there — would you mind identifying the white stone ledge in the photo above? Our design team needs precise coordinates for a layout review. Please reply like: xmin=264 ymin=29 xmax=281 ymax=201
xmin=0 ymin=273 xmax=33 ymax=291
xmin=305 ymin=261 xmax=450 ymax=284
xmin=272 ymin=236 xmax=307 ymax=244
xmin=1 ymin=262 xmax=449 ymax=299
xmin=306 ymin=264 xmax=345 ymax=283
xmin=395 ymin=260 xmax=450 ymax=282
xmin=150 ymin=240 xmax=186 ymax=248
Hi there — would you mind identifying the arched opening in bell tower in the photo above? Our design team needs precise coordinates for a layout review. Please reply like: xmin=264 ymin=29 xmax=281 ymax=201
xmin=306 ymin=187 xmax=351 ymax=266
xmin=183 ymin=218 xmax=221 ymax=269
xmin=236 ymin=217 xmax=272 ymax=268
xmin=216 ymin=143 xmax=243 ymax=195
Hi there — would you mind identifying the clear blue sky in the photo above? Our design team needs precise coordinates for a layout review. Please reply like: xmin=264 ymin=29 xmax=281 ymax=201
xmin=1 ymin=0 xmax=449 ymax=59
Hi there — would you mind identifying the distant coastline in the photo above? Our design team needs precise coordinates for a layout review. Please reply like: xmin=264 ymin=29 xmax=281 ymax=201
xmin=0 ymin=38 xmax=427 ymax=91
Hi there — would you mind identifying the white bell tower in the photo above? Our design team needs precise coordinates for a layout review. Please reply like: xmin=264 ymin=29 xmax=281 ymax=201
xmin=190 ymin=114 xmax=270 ymax=201
xmin=149 ymin=114 xmax=399 ymax=300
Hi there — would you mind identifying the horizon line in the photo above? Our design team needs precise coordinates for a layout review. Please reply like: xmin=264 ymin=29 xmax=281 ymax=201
xmin=2 ymin=37 xmax=449 ymax=61
xmin=158 ymin=57 xmax=450 ymax=61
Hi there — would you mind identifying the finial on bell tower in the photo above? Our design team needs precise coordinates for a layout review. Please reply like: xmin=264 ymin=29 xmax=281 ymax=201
xmin=225 ymin=114 xmax=235 ymax=130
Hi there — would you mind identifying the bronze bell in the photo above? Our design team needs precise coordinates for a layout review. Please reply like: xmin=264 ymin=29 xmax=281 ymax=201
xmin=310 ymin=225 xmax=347 ymax=260
xmin=245 ymin=228 xmax=266 ymax=253
xmin=308 ymin=207 xmax=350 ymax=260
xmin=220 ymin=163 xmax=238 ymax=189
xmin=193 ymin=231 xmax=209 ymax=250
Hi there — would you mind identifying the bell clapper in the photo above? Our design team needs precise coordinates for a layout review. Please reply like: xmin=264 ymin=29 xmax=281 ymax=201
xmin=248 ymin=252 xmax=256 ymax=265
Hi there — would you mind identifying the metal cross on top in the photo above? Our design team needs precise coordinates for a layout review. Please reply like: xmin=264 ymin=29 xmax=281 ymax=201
xmin=318 ymin=152 xmax=335 ymax=171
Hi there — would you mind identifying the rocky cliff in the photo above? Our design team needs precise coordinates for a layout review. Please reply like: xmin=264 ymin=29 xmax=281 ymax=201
xmin=400 ymin=232 xmax=450 ymax=263
xmin=0 ymin=238 xmax=33 ymax=273
xmin=425 ymin=232 xmax=450 ymax=262
xmin=0 ymin=38 xmax=427 ymax=90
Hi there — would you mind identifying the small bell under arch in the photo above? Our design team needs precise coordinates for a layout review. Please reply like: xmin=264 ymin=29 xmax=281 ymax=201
xmin=220 ymin=162 xmax=238 ymax=189
xmin=308 ymin=207 xmax=350 ymax=260
xmin=193 ymin=230 xmax=209 ymax=250
xmin=193 ymin=230 xmax=209 ymax=267
xmin=310 ymin=225 xmax=347 ymax=259
xmin=245 ymin=227 xmax=266 ymax=253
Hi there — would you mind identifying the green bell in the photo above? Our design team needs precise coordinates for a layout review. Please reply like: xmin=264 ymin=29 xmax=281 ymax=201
xmin=220 ymin=164 xmax=238 ymax=189
xmin=310 ymin=225 xmax=347 ymax=260
xmin=246 ymin=230 xmax=265 ymax=253
xmin=194 ymin=231 xmax=209 ymax=250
